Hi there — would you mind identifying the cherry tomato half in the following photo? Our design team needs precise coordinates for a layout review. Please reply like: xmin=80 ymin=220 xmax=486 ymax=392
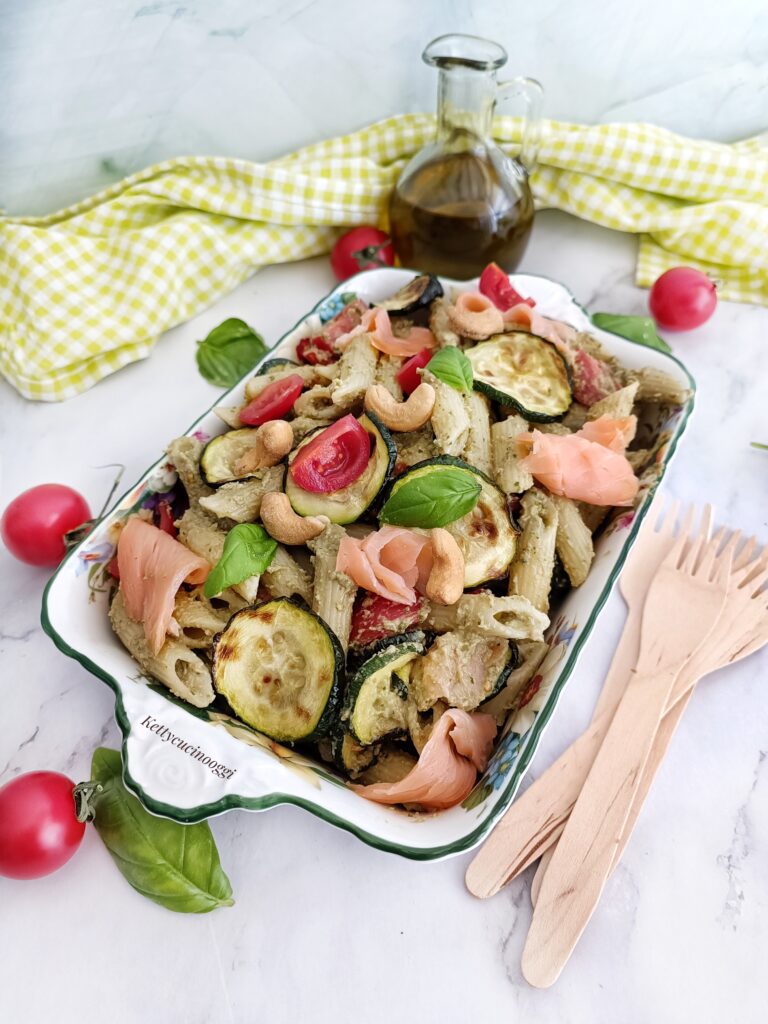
xmin=296 ymin=335 xmax=337 ymax=366
xmin=289 ymin=415 xmax=370 ymax=493
xmin=649 ymin=267 xmax=717 ymax=331
xmin=239 ymin=374 xmax=305 ymax=426
xmin=0 ymin=772 xmax=85 ymax=879
xmin=349 ymin=592 xmax=424 ymax=648
xmin=479 ymin=262 xmax=535 ymax=310
xmin=1 ymin=484 xmax=91 ymax=567
xmin=331 ymin=227 xmax=394 ymax=282
xmin=396 ymin=348 xmax=433 ymax=396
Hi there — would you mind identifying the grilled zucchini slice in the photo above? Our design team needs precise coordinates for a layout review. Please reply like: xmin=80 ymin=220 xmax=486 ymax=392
xmin=384 ymin=457 xmax=517 ymax=586
xmin=342 ymin=632 xmax=428 ymax=746
xmin=212 ymin=599 xmax=343 ymax=743
xmin=375 ymin=274 xmax=443 ymax=316
xmin=285 ymin=412 xmax=396 ymax=524
xmin=467 ymin=332 xmax=572 ymax=422
xmin=330 ymin=730 xmax=379 ymax=778
xmin=200 ymin=428 xmax=263 ymax=486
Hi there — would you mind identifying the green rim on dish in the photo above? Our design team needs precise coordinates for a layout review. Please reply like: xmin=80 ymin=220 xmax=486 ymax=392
xmin=40 ymin=270 xmax=696 ymax=861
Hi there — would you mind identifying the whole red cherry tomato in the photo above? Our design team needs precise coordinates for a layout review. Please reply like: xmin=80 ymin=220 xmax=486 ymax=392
xmin=396 ymin=348 xmax=433 ymax=396
xmin=331 ymin=227 xmax=394 ymax=281
xmin=1 ymin=484 xmax=91 ymax=567
xmin=289 ymin=415 xmax=370 ymax=493
xmin=239 ymin=374 xmax=305 ymax=426
xmin=0 ymin=772 xmax=86 ymax=879
xmin=649 ymin=267 xmax=717 ymax=331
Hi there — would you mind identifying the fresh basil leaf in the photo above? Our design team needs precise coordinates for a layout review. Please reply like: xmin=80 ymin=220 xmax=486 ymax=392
xmin=426 ymin=347 xmax=473 ymax=393
xmin=591 ymin=313 xmax=672 ymax=354
xmin=204 ymin=523 xmax=277 ymax=598
xmin=90 ymin=748 xmax=234 ymax=914
xmin=196 ymin=318 xmax=267 ymax=387
xmin=380 ymin=468 xmax=481 ymax=528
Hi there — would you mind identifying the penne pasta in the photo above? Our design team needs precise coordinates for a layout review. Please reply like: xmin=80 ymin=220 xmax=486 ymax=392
xmin=429 ymin=296 xmax=461 ymax=348
xmin=587 ymin=381 xmax=639 ymax=421
xmin=491 ymin=414 xmax=533 ymax=494
xmin=374 ymin=353 xmax=405 ymax=401
xmin=109 ymin=591 xmax=215 ymax=708
xmin=330 ymin=335 xmax=378 ymax=409
xmin=198 ymin=467 xmax=284 ymax=523
xmin=480 ymin=640 xmax=549 ymax=723
xmin=624 ymin=366 xmax=691 ymax=405
xmin=461 ymin=390 xmax=493 ymax=477
xmin=292 ymin=384 xmax=342 ymax=421
xmin=551 ymin=495 xmax=594 ymax=587
xmin=166 ymin=435 xmax=213 ymax=502
xmin=424 ymin=593 xmax=549 ymax=642
xmin=263 ymin=545 xmax=313 ymax=604
xmin=173 ymin=588 xmax=231 ymax=649
xmin=308 ymin=524 xmax=357 ymax=651
xmin=508 ymin=488 xmax=559 ymax=613
xmin=424 ymin=369 xmax=470 ymax=455
xmin=396 ymin=426 xmax=436 ymax=467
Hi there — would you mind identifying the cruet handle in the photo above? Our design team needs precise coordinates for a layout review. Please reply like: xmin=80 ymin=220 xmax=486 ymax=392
xmin=496 ymin=76 xmax=544 ymax=170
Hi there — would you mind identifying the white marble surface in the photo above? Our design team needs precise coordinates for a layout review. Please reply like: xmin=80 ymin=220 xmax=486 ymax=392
xmin=1 ymin=211 xmax=767 ymax=1023
xmin=3 ymin=0 xmax=768 ymax=214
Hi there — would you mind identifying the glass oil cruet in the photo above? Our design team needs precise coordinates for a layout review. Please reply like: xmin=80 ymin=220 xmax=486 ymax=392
xmin=389 ymin=34 xmax=543 ymax=279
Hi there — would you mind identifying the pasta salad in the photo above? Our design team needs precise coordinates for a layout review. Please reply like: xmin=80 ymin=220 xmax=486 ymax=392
xmin=108 ymin=266 xmax=689 ymax=811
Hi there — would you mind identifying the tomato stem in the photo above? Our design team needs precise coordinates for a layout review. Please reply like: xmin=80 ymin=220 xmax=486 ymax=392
xmin=73 ymin=781 xmax=104 ymax=823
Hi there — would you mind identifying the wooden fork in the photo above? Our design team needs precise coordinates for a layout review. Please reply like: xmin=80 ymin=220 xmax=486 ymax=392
xmin=465 ymin=495 xmax=686 ymax=900
xmin=529 ymin=536 xmax=768 ymax=905
xmin=521 ymin=509 xmax=732 ymax=988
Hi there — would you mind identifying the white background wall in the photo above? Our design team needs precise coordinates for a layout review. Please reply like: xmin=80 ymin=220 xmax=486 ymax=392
xmin=3 ymin=0 xmax=767 ymax=214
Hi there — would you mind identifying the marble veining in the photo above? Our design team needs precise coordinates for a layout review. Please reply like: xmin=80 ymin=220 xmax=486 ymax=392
xmin=0 ymin=212 xmax=767 ymax=1023
xmin=3 ymin=0 xmax=768 ymax=215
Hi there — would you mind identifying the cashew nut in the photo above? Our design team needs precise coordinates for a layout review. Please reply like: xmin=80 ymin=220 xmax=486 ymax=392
xmin=364 ymin=382 xmax=435 ymax=432
xmin=448 ymin=291 xmax=504 ymax=340
xmin=426 ymin=528 xmax=465 ymax=606
xmin=259 ymin=491 xmax=329 ymax=545
xmin=234 ymin=420 xmax=294 ymax=475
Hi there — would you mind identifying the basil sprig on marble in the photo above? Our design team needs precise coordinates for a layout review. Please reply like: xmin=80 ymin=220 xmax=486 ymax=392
xmin=591 ymin=312 xmax=671 ymax=354
xmin=89 ymin=748 xmax=234 ymax=914
xmin=425 ymin=346 xmax=474 ymax=393
xmin=196 ymin=318 xmax=267 ymax=387
xmin=380 ymin=467 xmax=481 ymax=528
xmin=204 ymin=524 xmax=277 ymax=598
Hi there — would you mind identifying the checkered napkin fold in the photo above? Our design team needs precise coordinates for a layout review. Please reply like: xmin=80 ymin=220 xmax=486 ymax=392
xmin=2 ymin=114 xmax=766 ymax=400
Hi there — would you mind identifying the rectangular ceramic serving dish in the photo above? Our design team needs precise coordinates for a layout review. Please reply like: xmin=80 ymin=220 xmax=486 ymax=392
xmin=42 ymin=268 xmax=695 ymax=860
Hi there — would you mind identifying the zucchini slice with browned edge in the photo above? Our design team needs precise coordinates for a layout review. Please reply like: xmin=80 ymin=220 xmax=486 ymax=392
xmin=466 ymin=332 xmax=572 ymax=422
xmin=200 ymin=428 xmax=262 ymax=486
xmin=342 ymin=631 xmax=428 ymax=746
xmin=381 ymin=457 xmax=517 ymax=586
xmin=257 ymin=357 xmax=300 ymax=376
xmin=212 ymin=598 xmax=343 ymax=743
xmin=375 ymin=274 xmax=443 ymax=316
xmin=285 ymin=412 xmax=396 ymax=525
xmin=330 ymin=730 xmax=379 ymax=778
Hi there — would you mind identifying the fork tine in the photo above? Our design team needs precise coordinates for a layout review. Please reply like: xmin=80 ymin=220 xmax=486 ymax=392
xmin=658 ymin=498 xmax=682 ymax=540
xmin=734 ymin=536 xmax=759 ymax=572
xmin=701 ymin=529 xmax=740 ymax=581
xmin=738 ymin=544 xmax=768 ymax=587
xmin=681 ymin=504 xmax=711 ymax=571
xmin=743 ymin=564 xmax=768 ymax=598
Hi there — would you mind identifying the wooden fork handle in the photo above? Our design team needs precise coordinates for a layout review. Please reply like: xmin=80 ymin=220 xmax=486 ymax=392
xmin=522 ymin=665 xmax=678 ymax=988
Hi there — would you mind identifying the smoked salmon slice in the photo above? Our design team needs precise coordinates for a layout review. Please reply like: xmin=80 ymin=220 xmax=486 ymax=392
xmin=117 ymin=517 xmax=210 ymax=655
xmin=336 ymin=526 xmax=433 ymax=605
xmin=578 ymin=414 xmax=637 ymax=453
xmin=517 ymin=430 xmax=639 ymax=507
xmin=352 ymin=709 xmax=497 ymax=810
xmin=336 ymin=307 xmax=436 ymax=357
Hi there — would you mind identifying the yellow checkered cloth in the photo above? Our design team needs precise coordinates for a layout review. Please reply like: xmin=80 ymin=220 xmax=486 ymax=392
xmin=2 ymin=115 xmax=766 ymax=400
